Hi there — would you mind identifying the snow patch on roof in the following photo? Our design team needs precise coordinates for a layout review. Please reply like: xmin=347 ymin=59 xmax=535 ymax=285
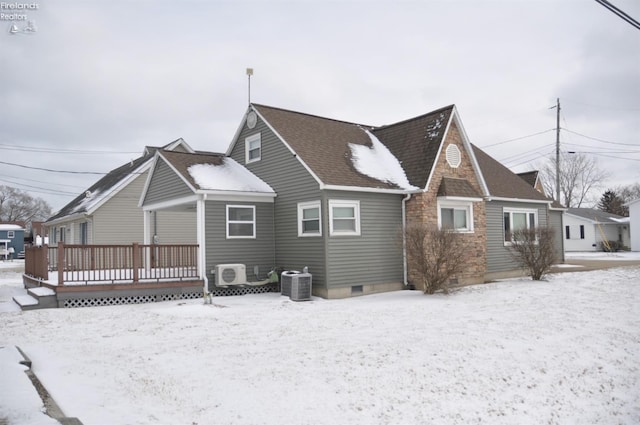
xmin=69 ymin=189 xmax=105 ymax=215
xmin=349 ymin=130 xmax=418 ymax=190
xmin=188 ymin=157 xmax=275 ymax=193
xmin=0 ymin=224 xmax=24 ymax=231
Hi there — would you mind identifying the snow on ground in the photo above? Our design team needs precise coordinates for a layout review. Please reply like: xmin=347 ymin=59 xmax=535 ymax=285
xmin=565 ymin=251 xmax=640 ymax=261
xmin=1 ymin=261 xmax=639 ymax=425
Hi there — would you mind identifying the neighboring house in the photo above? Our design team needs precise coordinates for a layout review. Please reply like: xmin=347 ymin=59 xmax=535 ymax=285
xmin=140 ymin=103 xmax=564 ymax=298
xmin=517 ymin=170 xmax=545 ymax=195
xmin=563 ymin=208 xmax=630 ymax=251
xmin=0 ymin=223 xmax=25 ymax=260
xmin=45 ymin=139 xmax=198 ymax=246
xmin=625 ymin=199 xmax=640 ymax=251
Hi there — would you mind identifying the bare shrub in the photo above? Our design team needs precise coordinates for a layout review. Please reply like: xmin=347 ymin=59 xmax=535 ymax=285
xmin=508 ymin=226 xmax=556 ymax=280
xmin=405 ymin=223 xmax=468 ymax=294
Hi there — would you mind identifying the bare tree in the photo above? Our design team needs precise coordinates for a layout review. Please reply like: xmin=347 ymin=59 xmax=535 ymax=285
xmin=0 ymin=185 xmax=52 ymax=224
xmin=404 ymin=223 xmax=468 ymax=294
xmin=539 ymin=152 xmax=609 ymax=207
xmin=508 ymin=226 xmax=556 ymax=281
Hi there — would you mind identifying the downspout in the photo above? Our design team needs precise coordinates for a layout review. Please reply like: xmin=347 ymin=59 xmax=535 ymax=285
xmin=197 ymin=194 xmax=209 ymax=294
xmin=402 ymin=193 xmax=412 ymax=286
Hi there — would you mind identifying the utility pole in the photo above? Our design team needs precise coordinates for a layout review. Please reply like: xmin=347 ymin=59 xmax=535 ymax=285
xmin=555 ymin=98 xmax=561 ymax=204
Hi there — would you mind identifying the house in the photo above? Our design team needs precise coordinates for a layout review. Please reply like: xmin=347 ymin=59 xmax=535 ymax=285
xmin=140 ymin=103 xmax=564 ymax=298
xmin=0 ymin=223 xmax=25 ymax=260
xmin=563 ymin=208 xmax=630 ymax=251
xmin=625 ymin=199 xmax=640 ymax=251
xmin=45 ymin=139 xmax=198 ymax=246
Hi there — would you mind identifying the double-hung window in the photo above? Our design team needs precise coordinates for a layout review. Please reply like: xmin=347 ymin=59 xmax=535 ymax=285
xmin=298 ymin=201 xmax=321 ymax=237
xmin=7 ymin=231 xmax=14 ymax=238
xmin=329 ymin=200 xmax=360 ymax=236
xmin=227 ymin=205 xmax=256 ymax=238
xmin=245 ymin=133 xmax=261 ymax=163
xmin=438 ymin=201 xmax=473 ymax=233
xmin=503 ymin=208 xmax=537 ymax=243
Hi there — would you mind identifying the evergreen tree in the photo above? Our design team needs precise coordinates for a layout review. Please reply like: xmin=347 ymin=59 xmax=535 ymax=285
xmin=597 ymin=189 xmax=627 ymax=216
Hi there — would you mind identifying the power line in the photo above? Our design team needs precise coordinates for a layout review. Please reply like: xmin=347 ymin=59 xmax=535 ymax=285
xmin=0 ymin=178 xmax=79 ymax=196
xmin=0 ymin=160 xmax=107 ymax=175
xmin=0 ymin=173 xmax=87 ymax=190
xmin=0 ymin=143 xmax=140 ymax=155
xmin=563 ymin=128 xmax=639 ymax=146
xmin=480 ymin=129 xmax=555 ymax=149
xmin=594 ymin=0 xmax=640 ymax=30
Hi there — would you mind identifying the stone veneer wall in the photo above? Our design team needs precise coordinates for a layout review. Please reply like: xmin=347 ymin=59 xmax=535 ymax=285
xmin=405 ymin=121 xmax=487 ymax=289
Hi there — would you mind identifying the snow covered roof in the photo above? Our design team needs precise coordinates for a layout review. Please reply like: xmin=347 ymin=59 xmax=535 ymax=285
xmin=0 ymin=224 xmax=24 ymax=231
xmin=566 ymin=208 xmax=628 ymax=224
xmin=158 ymin=151 xmax=275 ymax=195
xmin=47 ymin=138 xmax=194 ymax=223
xmin=349 ymin=130 xmax=417 ymax=190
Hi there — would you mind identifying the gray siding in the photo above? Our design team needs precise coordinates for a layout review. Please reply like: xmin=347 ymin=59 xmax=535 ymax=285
xmin=486 ymin=200 xmax=549 ymax=273
xmin=93 ymin=173 xmax=147 ymax=244
xmin=230 ymin=118 xmax=326 ymax=287
xmin=204 ymin=200 xmax=275 ymax=284
xmin=325 ymin=190 xmax=404 ymax=289
xmin=548 ymin=209 xmax=565 ymax=262
xmin=155 ymin=210 xmax=197 ymax=244
xmin=144 ymin=160 xmax=193 ymax=205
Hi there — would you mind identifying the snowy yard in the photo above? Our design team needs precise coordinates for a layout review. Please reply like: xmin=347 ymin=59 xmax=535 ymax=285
xmin=1 ymin=258 xmax=639 ymax=425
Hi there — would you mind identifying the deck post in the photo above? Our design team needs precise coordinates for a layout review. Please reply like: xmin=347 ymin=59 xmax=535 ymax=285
xmin=57 ymin=242 xmax=64 ymax=286
xmin=132 ymin=242 xmax=139 ymax=283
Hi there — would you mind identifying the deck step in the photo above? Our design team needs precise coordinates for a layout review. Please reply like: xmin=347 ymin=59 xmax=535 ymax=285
xmin=28 ymin=287 xmax=56 ymax=297
xmin=13 ymin=295 xmax=39 ymax=310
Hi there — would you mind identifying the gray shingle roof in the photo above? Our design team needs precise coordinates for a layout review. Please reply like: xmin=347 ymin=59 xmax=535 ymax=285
xmin=437 ymin=177 xmax=482 ymax=199
xmin=567 ymin=208 xmax=627 ymax=223
xmin=372 ymin=106 xmax=454 ymax=189
xmin=472 ymin=145 xmax=550 ymax=202
xmin=253 ymin=104 xmax=403 ymax=190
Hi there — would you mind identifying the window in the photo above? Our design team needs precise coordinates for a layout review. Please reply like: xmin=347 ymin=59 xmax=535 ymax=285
xmin=7 ymin=231 xmax=14 ymax=238
xmin=329 ymin=200 xmax=360 ymax=236
xmin=438 ymin=201 xmax=473 ymax=232
xmin=50 ymin=227 xmax=57 ymax=243
xmin=80 ymin=222 xmax=88 ymax=244
xmin=566 ymin=224 xmax=585 ymax=240
xmin=59 ymin=226 xmax=66 ymax=243
xmin=245 ymin=133 xmax=261 ymax=163
xmin=226 ymin=205 xmax=256 ymax=238
xmin=298 ymin=201 xmax=321 ymax=237
xmin=503 ymin=208 xmax=537 ymax=243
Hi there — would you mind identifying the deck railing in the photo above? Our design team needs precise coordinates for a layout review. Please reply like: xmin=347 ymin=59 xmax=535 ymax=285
xmin=25 ymin=242 xmax=199 ymax=285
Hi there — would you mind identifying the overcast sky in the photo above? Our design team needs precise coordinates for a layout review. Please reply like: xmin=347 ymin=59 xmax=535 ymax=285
xmin=1 ymin=0 xmax=639 ymax=212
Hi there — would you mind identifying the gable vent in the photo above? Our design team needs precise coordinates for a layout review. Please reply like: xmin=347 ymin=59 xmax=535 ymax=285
xmin=446 ymin=144 xmax=461 ymax=168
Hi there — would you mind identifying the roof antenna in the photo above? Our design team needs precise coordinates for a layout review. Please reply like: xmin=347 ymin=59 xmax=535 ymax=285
xmin=246 ymin=68 xmax=253 ymax=105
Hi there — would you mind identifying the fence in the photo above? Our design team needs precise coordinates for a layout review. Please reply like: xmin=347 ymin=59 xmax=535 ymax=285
xmin=25 ymin=242 xmax=199 ymax=285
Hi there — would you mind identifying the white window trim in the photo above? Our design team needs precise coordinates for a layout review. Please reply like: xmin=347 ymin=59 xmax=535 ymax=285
xmin=245 ymin=133 xmax=261 ymax=164
xmin=329 ymin=200 xmax=361 ymax=236
xmin=226 ymin=205 xmax=256 ymax=239
xmin=7 ymin=231 xmax=14 ymax=238
xmin=503 ymin=207 xmax=538 ymax=245
xmin=298 ymin=201 xmax=322 ymax=237
xmin=437 ymin=199 xmax=474 ymax=233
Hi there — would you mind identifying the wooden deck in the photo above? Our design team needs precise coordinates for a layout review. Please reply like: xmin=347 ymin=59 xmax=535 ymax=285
xmin=21 ymin=243 xmax=206 ymax=309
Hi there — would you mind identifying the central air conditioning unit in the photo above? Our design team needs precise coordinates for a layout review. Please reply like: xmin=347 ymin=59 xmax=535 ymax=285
xmin=281 ymin=270 xmax=312 ymax=301
xmin=215 ymin=264 xmax=246 ymax=286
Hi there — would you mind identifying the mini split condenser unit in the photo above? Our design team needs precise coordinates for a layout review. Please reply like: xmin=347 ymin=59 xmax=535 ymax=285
xmin=215 ymin=264 xmax=246 ymax=286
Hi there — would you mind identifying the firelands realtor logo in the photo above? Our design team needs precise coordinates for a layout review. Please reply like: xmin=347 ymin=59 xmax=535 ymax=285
xmin=1 ymin=2 xmax=39 ymax=35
